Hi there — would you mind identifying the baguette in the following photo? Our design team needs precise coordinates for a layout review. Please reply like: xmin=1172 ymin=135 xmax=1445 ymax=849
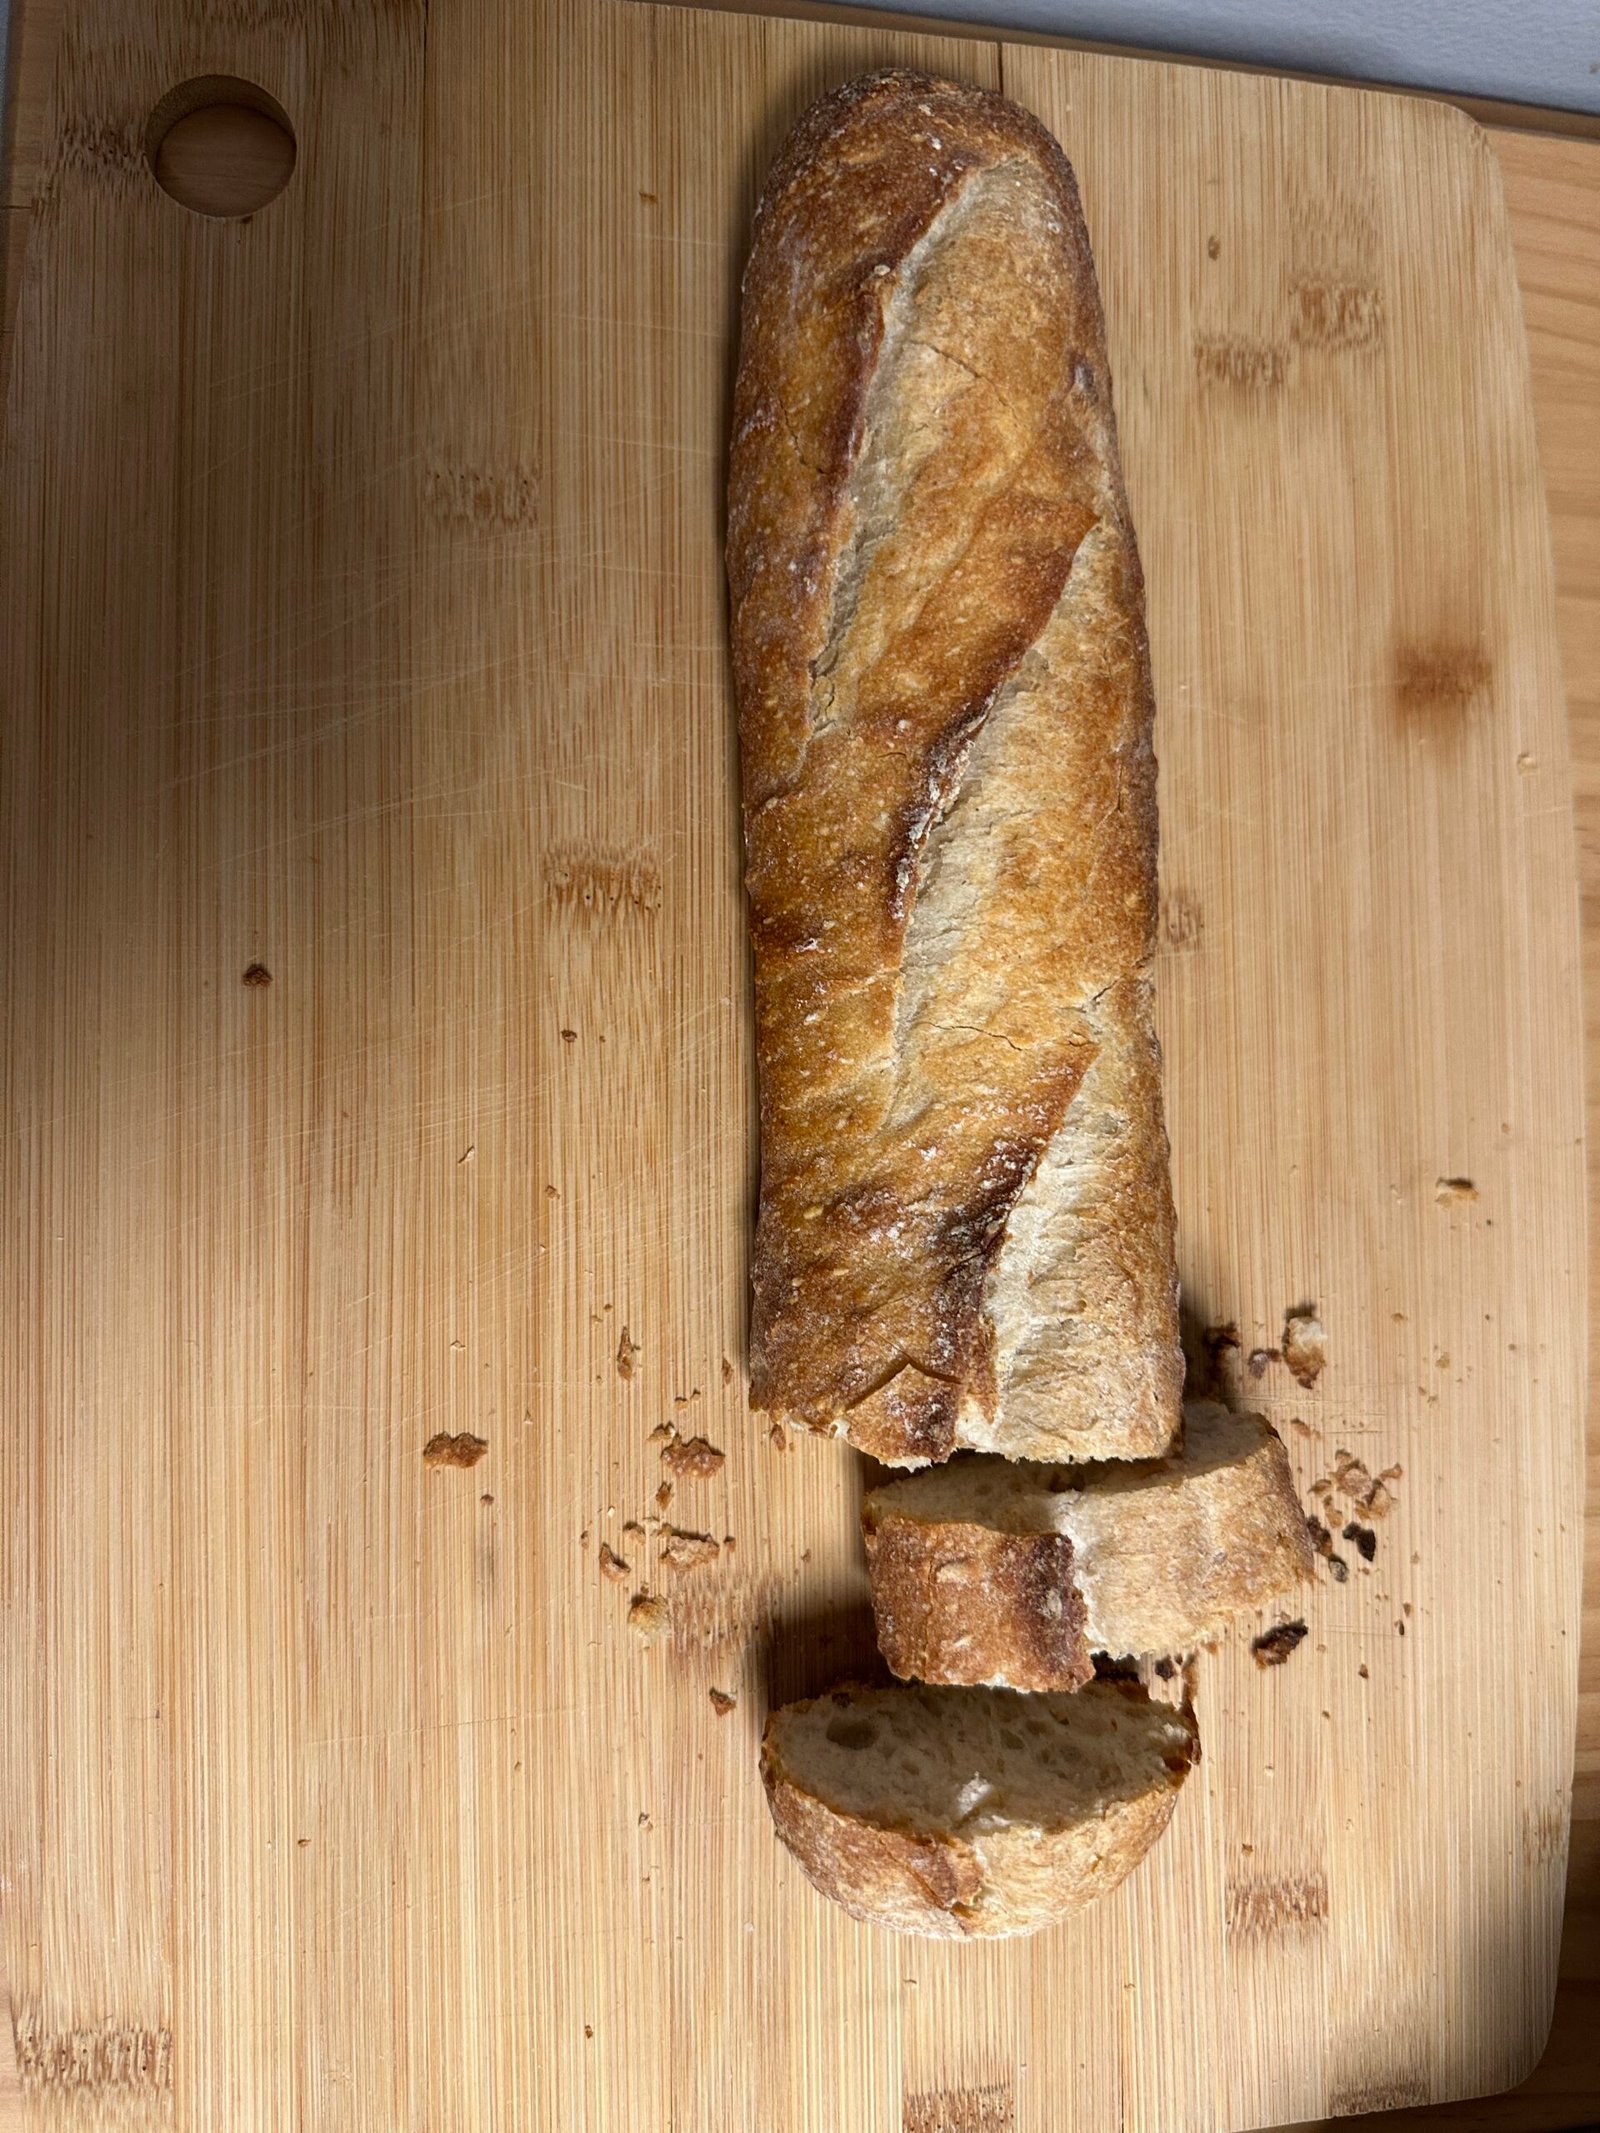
xmin=862 ymin=1402 xmax=1316 ymax=1689
xmin=761 ymin=1680 xmax=1198 ymax=1938
xmin=728 ymin=70 xmax=1180 ymax=1467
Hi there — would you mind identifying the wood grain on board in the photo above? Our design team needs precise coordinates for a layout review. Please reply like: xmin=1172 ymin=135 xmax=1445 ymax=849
xmin=0 ymin=4 xmax=1592 ymax=2131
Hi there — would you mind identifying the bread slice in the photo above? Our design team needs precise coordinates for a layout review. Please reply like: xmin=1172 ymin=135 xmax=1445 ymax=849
xmin=761 ymin=1679 xmax=1198 ymax=1938
xmin=728 ymin=70 xmax=1181 ymax=1467
xmin=862 ymin=1401 xmax=1314 ymax=1689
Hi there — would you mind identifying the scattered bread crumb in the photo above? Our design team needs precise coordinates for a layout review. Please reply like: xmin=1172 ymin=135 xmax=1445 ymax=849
xmin=655 ymin=1481 xmax=674 ymax=1511
xmin=709 ymin=1688 xmax=737 ymax=1715
xmin=1343 ymin=1521 xmax=1378 ymax=1563
xmin=616 ymin=1327 xmax=640 ymax=1380
xmin=1331 ymin=1450 xmax=1402 ymax=1518
xmin=721 ymin=1357 xmax=735 ymax=1384
xmin=628 ymin=1592 xmax=671 ymax=1643
xmin=242 ymin=962 xmax=272 ymax=987
xmin=1246 ymin=1347 xmax=1280 ymax=1378
xmin=1252 ymin=1621 xmax=1309 ymax=1668
xmin=1283 ymin=1308 xmax=1326 ymax=1389
xmin=769 ymin=1422 xmax=789 ymax=1451
xmin=1287 ymin=1416 xmax=1314 ymax=1438
xmin=1357 ymin=1663 xmax=1369 ymax=1679
xmin=598 ymin=1542 xmax=630 ymax=1584
xmin=1435 ymin=1176 xmax=1478 ymax=1205
xmin=660 ymin=1529 xmax=720 ymax=1571
xmin=662 ymin=1433 xmax=726 ymax=1481
xmin=621 ymin=1520 xmax=645 ymax=1542
xmin=422 ymin=1432 xmax=488 ymax=1469
xmin=647 ymin=1422 xmax=674 ymax=1444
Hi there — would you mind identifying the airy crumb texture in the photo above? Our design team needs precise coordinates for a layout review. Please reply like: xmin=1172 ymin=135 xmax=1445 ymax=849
xmin=762 ymin=1680 xmax=1197 ymax=1938
xmin=863 ymin=1402 xmax=1315 ymax=1683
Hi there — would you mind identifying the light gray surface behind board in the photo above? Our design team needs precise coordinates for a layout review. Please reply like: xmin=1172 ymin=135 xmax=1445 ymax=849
xmin=847 ymin=0 xmax=1600 ymax=113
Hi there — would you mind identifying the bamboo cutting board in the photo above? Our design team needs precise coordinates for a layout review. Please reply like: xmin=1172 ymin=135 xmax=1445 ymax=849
xmin=0 ymin=3 xmax=1586 ymax=2128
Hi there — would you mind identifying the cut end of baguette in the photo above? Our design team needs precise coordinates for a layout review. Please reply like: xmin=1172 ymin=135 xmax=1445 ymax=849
xmin=863 ymin=1401 xmax=1315 ymax=1685
xmin=761 ymin=1680 xmax=1198 ymax=1938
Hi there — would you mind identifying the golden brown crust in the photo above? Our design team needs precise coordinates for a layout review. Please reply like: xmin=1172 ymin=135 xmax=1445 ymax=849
xmin=861 ymin=1405 xmax=1317 ymax=1685
xmin=861 ymin=1506 xmax=1093 ymax=1692
xmin=728 ymin=70 xmax=1180 ymax=1465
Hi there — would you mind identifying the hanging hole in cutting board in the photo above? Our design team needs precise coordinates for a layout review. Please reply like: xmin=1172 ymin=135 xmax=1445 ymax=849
xmin=145 ymin=77 xmax=295 ymax=218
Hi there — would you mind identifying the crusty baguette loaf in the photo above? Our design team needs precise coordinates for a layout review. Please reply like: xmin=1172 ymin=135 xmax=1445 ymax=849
xmin=728 ymin=70 xmax=1180 ymax=1467
xmin=862 ymin=1401 xmax=1315 ymax=1689
xmin=761 ymin=1680 xmax=1198 ymax=1938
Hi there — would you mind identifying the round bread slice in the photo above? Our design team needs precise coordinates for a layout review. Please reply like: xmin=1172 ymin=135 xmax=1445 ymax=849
xmin=862 ymin=1401 xmax=1314 ymax=1689
xmin=761 ymin=1679 xmax=1198 ymax=1938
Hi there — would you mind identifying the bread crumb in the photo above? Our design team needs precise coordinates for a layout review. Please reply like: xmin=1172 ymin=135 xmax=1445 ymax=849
xmin=560 ymin=1028 xmax=577 ymax=1043
xmin=1342 ymin=1521 xmax=1378 ymax=1562
xmin=1283 ymin=1308 xmax=1326 ymax=1389
xmin=616 ymin=1327 xmax=640 ymax=1380
xmin=1331 ymin=1449 xmax=1402 ymax=1518
xmin=769 ymin=1422 xmax=788 ymax=1451
xmin=1287 ymin=1416 xmax=1314 ymax=1438
xmin=621 ymin=1520 xmax=645 ymax=1542
xmin=1252 ymin=1621 xmax=1309 ymax=1668
xmin=662 ymin=1433 xmax=725 ymax=1481
xmin=598 ymin=1542 xmax=629 ymax=1583
xmin=1357 ymin=1663 xmax=1369 ymax=1679
xmin=647 ymin=1422 xmax=674 ymax=1444
xmin=242 ymin=962 xmax=272 ymax=987
xmin=422 ymin=1432 xmax=488 ymax=1469
xmin=1327 ymin=1555 xmax=1349 ymax=1584
xmin=1435 ymin=1176 xmax=1478 ymax=1204
xmin=655 ymin=1481 xmax=674 ymax=1511
xmin=721 ymin=1357 xmax=735 ymax=1384
xmin=583 ymin=2024 xmax=594 ymax=2040
xmin=628 ymin=1591 xmax=671 ymax=1643
xmin=1246 ymin=1347 xmax=1280 ymax=1378
xmin=709 ymin=1688 xmax=737 ymax=1715
xmin=660 ymin=1529 xmax=720 ymax=1572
